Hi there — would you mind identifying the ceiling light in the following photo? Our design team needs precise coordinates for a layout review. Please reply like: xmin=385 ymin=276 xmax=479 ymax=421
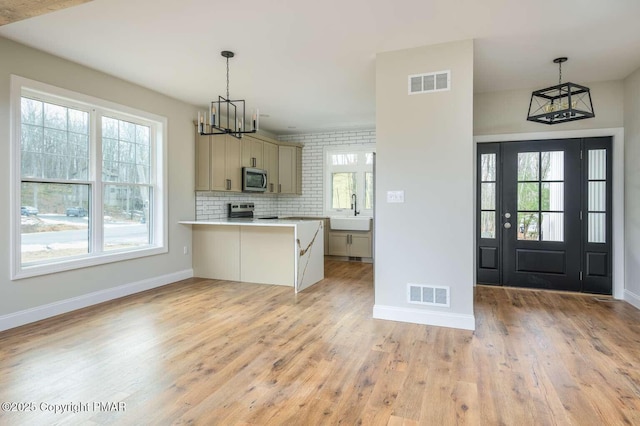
xmin=197 ymin=51 xmax=258 ymax=138
xmin=527 ymin=57 xmax=595 ymax=125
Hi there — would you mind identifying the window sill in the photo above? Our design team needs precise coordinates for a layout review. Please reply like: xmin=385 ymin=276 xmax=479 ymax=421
xmin=12 ymin=245 xmax=168 ymax=280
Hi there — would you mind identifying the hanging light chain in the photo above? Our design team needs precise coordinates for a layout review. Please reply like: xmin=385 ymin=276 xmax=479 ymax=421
xmin=226 ymin=55 xmax=230 ymax=100
xmin=558 ymin=60 xmax=562 ymax=85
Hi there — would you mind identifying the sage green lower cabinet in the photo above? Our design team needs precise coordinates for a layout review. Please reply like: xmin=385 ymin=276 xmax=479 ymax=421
xmin=328 ymin=230 xmax=372 ymax=257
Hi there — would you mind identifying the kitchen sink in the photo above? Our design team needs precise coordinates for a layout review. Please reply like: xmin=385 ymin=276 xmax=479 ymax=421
xmin=330 ymin=216 xmax=371 ymax=231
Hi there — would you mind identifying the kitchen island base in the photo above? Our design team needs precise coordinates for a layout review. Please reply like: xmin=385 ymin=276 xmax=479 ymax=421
xmin=186 ymin=219 xmax=324 ymax=292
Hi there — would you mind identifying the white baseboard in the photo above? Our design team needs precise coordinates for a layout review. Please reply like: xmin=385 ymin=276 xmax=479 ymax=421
xmin=0 ymin=269 xmax=194 ymax=332
xmin=624 ymin=289 xmax=640 ymax=310
xmin=373 ymin=304 xmax=476 ymax=331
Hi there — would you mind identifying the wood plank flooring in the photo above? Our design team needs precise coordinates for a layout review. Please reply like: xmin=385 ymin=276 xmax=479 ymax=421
xmin=1 ymin=259 xmax=640 ymax=425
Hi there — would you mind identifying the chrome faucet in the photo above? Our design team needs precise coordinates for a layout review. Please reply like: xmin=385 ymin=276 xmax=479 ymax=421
xmin=351 ymin=194 xmax=360 ymax=216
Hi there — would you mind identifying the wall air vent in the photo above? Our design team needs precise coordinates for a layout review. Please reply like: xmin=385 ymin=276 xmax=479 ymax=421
xmin=408 ymin=70 xmax=451 ymax=95
xmin=408 ymin=284 xmax=450 ymax=307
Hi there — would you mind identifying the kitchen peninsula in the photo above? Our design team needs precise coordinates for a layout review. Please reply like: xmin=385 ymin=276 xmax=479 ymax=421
xmin=180 ymin=218 xmax=324 ymax=292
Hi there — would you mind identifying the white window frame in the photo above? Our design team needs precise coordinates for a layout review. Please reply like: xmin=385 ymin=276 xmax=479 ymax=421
xmin=10 ymin=75 xmax=168 ymax=280
xmin=323 ymin=144 xmax=375 ymax=217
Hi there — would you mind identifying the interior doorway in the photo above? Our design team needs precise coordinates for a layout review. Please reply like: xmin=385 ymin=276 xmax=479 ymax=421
xmin=476 ymin=137 xmax=612 ymax=294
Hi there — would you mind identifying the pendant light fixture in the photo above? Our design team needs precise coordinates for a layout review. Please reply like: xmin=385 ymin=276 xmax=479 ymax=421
xmin=526 ymin=57 xmax=595 ymax=125
xmin=197 ymin=51 xmax=259 ymax=138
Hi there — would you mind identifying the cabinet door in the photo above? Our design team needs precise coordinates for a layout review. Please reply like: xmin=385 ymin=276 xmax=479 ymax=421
xmin=349 ymin=234 xmax=372 ymax=257
xmin=278 ymin=145 xmax=296 ymax=194
xmin=195 ymin=131 xmax=210 ymax=191
xmin=241 ymin=137 xmax=264 ymax=169
xmin=263 ymin=141 xmax=279 ymax=193
xmin=226 ymin=135 xmax=242 ymax=192
xmin=328 ymin=232 xmax=349 ymax=256
xmin=210 ymin=135 xmax=227 ymax=190
xmin=296 ymin=146 xmax=302 ymax=195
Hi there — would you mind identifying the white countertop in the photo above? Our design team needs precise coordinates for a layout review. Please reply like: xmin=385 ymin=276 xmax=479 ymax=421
xmin=179 ymin=218 xmax=322 ymax=228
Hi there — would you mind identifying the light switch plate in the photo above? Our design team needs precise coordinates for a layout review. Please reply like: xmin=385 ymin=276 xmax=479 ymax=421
xmin=387 ymin=190 xmax=405 ymax=203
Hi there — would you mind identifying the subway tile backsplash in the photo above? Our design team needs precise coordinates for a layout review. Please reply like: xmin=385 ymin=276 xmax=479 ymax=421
xmin=195 ymin=129 xmax=376 ymax=220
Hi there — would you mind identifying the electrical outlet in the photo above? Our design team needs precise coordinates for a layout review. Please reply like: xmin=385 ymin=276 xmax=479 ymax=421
xmin=183 ymin=246 xmax=189 ymax=255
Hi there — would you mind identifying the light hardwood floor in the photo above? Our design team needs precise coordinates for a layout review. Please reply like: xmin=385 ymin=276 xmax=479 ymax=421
xmin=1 ymin=259 xmax=639 ymax=425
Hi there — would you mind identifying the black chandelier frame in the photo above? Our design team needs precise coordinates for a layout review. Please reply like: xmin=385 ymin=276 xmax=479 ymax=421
xmin=199 ymin=51 xmax=258 ymax=139
xmin=526 ymin=57 xmax=595 ymax=125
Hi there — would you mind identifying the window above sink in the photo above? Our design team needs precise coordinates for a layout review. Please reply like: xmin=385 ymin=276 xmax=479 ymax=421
xmin=324 ymin=145 xmax=375 ymax=218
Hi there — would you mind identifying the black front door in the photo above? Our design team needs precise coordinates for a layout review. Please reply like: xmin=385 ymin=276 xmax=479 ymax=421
xmin=502 ymin=139 xmax=581 ymax=291
xmin=476 ymin=137 xmax=612 ymax=294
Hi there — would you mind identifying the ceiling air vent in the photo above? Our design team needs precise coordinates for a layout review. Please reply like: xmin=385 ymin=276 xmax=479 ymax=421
xmin=408 ymin=70 xmax=451 ymax=95
xmin=408 ymin=283 xmax=450 ymax=307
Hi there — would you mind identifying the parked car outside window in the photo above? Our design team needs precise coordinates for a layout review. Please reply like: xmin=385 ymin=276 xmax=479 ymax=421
xmin=65 ymin=206 xmax=88 ymax=217
xmin=21 ymin=206 xmax=39 ymax=216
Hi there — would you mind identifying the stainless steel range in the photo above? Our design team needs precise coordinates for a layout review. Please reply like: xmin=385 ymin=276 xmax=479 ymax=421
xmin=228 ymin=202 xmax=255 ymax=219
xmin=227 ymin=203 xmax=278 ymax=220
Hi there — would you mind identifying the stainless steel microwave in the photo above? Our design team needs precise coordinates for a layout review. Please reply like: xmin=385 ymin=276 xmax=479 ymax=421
xmin=242 ymin=167 xmax=267 ymax=192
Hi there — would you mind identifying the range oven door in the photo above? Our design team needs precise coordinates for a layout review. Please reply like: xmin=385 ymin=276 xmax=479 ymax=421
xmin=242 ymin=167 xmax=267 ymax=192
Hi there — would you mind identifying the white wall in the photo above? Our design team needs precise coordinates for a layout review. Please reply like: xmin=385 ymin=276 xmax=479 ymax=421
xmin=0 ymin=37 xmax=195 ymax=329
xmin=195 ymin=130 xmax=376 ymax=219
xmin=474 ymin=80 xmax=624 ymax=136
xmin=624 ymin=67 xmax=640 ymax=308
xmin=374 ymin=40 xmax=475 ymax=330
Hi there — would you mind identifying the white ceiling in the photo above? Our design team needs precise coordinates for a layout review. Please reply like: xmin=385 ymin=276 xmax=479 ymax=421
xmin=1 ymin=0 xmax=639 ymax=135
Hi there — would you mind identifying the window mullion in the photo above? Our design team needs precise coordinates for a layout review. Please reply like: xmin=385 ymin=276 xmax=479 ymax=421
xmin=92 ymin=108 xmax=104 ymax=254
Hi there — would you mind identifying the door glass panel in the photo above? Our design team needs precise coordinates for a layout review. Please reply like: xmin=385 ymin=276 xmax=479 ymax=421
xmin=480 ymin=152 xmax=496 ymax=240
xmin=541 ymin=151 xmax=564 ymax=181
xmin=516 ymin=150 xmax=565 ymax=242
xmin=541 ymin=213 xmax=564 ymax=242
xmin=481 ymin=153 xmax=496 ymax=181
xmin=541 ymin=182 xmax=564 ymax=211
xmin=481 ymin=183 xmax=495 ymax=210
xmin=588 ymin=213 xmax=606 ymax=243
xmin=480 ymin=211 xmax=496 ymax=239
xmin=588 ymin=149 xmax=606 ymax=180
xmin=517 ymin=212 xmax=539 ymax=241
xmin=588 ymin=181 xmax=606 ymax=211
xmin=518 ymin=182 xmax=539 ymax=211
xmin=517 ymin=152 xmax=539 ymax=181
xmin=588 ymin=149 xmax=607 ymax=243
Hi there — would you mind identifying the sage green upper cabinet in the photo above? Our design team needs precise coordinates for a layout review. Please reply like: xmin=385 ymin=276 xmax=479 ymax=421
xmin=195 ymin=130 xmax=211 ymax=191
xmin=195 ymin=129 xmax=242 ymax=192
xmin=263 ymin=141 xmax=279 ymax=194
xmin=278 ymin=145 xmax=302 ymax=195
xmin=241 ymin=136 xmax=264 ymax=169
